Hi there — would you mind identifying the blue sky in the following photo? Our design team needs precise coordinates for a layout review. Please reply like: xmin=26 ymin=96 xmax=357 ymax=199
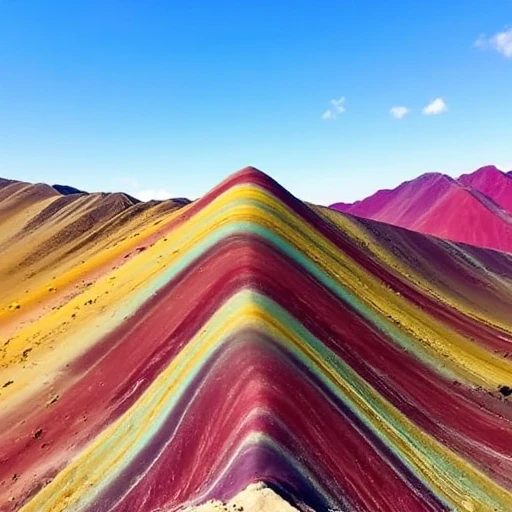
xmin=1 ymin=0 xmax=511 ymax=204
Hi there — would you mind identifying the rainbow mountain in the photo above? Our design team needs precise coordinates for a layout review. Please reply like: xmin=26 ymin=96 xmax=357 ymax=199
xmin=1 ymin=168 xmax=512 ymax=511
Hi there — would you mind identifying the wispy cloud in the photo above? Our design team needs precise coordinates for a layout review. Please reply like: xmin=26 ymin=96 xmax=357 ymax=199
xmin=475 ymin=28 xmax=512 ymax=58
xmin=135 ymin=189 xmax=173 ymax=201
xmin=422 ymin=98 xmax=447 ymax=115
xmin=322 ymin=97 xmax=346 ymax=120
xmin=111 ymin=176 xmax=173 ymax=201
xmin=389 ymin=106 xmax=410 ymax=119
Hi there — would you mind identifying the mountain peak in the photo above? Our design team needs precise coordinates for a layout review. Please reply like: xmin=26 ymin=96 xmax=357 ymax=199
xmin=230 ymin=166 xmax=279 ymax=189
xmin=329 ymin=164 xmax=512 ymax=252
xmin=415 ymin=171 xmax=453 ymax=183
xmin=52 ymin=184 xmax=87 ymax=196
xmin=204 ymin=166 xmax=296 ymax=210
xmin=237 ymin=165 xmax=266 ymax=175
xmin=473 ymin=164 xmax=502 ymax=174
xmin=457 ymin=164 xmax=512 ymax=215
xmin=3 ymin=167 xmax=512 ymax=511
xmin=458 ymin=164 xmax=504 ymax=183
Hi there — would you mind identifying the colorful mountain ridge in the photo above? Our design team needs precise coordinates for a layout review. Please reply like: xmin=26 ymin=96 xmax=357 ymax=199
xmin=1 ymin=168 xmax=512 ymax=511
xmin=330 ymin=165 xmax=512 ymax=253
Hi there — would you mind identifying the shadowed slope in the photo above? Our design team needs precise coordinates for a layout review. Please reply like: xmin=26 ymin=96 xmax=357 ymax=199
xmin=1 ymin=169 xmax=512 ymax=511
xmin=51 ymin=184 xmax=87 ymax=196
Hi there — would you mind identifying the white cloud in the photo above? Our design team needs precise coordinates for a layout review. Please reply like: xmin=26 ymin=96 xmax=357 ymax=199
xmin=322 ymin=96 xmax=346 ymax=120
xmin=475 ymin=28 xmax=512 ymax=58
xmin=110 ymin=176 xmax=174 ymax=201
xmin=136 ymin=189 xmax=173 ymax=201
xmin=422 ymin=98 xmax=447 ymax=115
xmin=331 ymin=97 xmax=346 ymax=113
xmin=474 ymin=34 xmax=487 ymax=49
xmin=390 ymin=106 xmax=410 ymax=119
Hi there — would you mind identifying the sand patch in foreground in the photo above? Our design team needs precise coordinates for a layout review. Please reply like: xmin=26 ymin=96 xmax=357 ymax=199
xmin=181 ymin=483 xmax=302 ymax=512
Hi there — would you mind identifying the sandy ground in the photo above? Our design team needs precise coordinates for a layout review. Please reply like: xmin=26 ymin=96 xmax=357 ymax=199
xmin=181 ymin=483 xmax=302 ymax=512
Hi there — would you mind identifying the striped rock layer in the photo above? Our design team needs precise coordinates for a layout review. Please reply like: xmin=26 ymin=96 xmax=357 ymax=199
xmin=2 ymin=168 xmax=512 ymax=511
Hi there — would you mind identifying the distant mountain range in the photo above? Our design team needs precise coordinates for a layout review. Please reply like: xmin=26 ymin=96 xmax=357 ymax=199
xmin=0 ymin=177 xmax=191 ymax=266
xmin=330 ymin=165 xmax=512 ymax=253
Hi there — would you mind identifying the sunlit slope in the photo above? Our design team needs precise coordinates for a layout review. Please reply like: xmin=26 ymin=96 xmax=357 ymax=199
xmin=1 ymin=169 xmax=512 ymax=511
xmin=459 ymin=165 xmax=512 ymax=215
xmin=0 ymin=179 xmax=186 ymax=329
xmin=330 ymin=165 xmax=512 ymax=253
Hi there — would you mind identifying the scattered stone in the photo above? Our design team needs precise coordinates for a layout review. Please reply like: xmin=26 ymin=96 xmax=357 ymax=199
xmin=499 ymin=386 xmax=512 ymax=397
xmin=46 ymin=395 xmax=59 ymax=406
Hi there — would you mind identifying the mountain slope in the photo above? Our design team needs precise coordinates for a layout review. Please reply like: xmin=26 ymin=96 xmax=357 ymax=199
xmin=51 ymin=184 xmax=87 ymax=196
xmin=0 ymin=178 xmax=188 ymax=310
xmin=331 ymin=165 xmax=512 ymax=253
xmin=458 ymin=165 xmax=512 ymax=215
xmin=331 ymin=173 xmax=456 ymax=226
xmin=1 ymin=169 xmax=512 ymax=511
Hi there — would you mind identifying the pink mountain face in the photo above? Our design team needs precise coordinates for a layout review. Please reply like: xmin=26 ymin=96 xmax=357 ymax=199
xmin=459 ymin=166 xmax=512 ymax=215
xmin=343 ymin=173 xmax=458 ymax=228
xmin=330 ymin=165 xmax=512 ymax=253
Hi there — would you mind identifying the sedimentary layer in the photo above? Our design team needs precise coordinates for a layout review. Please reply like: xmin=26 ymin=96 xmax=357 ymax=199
xmin=1 ymin=168 xmax=512 ymax=511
